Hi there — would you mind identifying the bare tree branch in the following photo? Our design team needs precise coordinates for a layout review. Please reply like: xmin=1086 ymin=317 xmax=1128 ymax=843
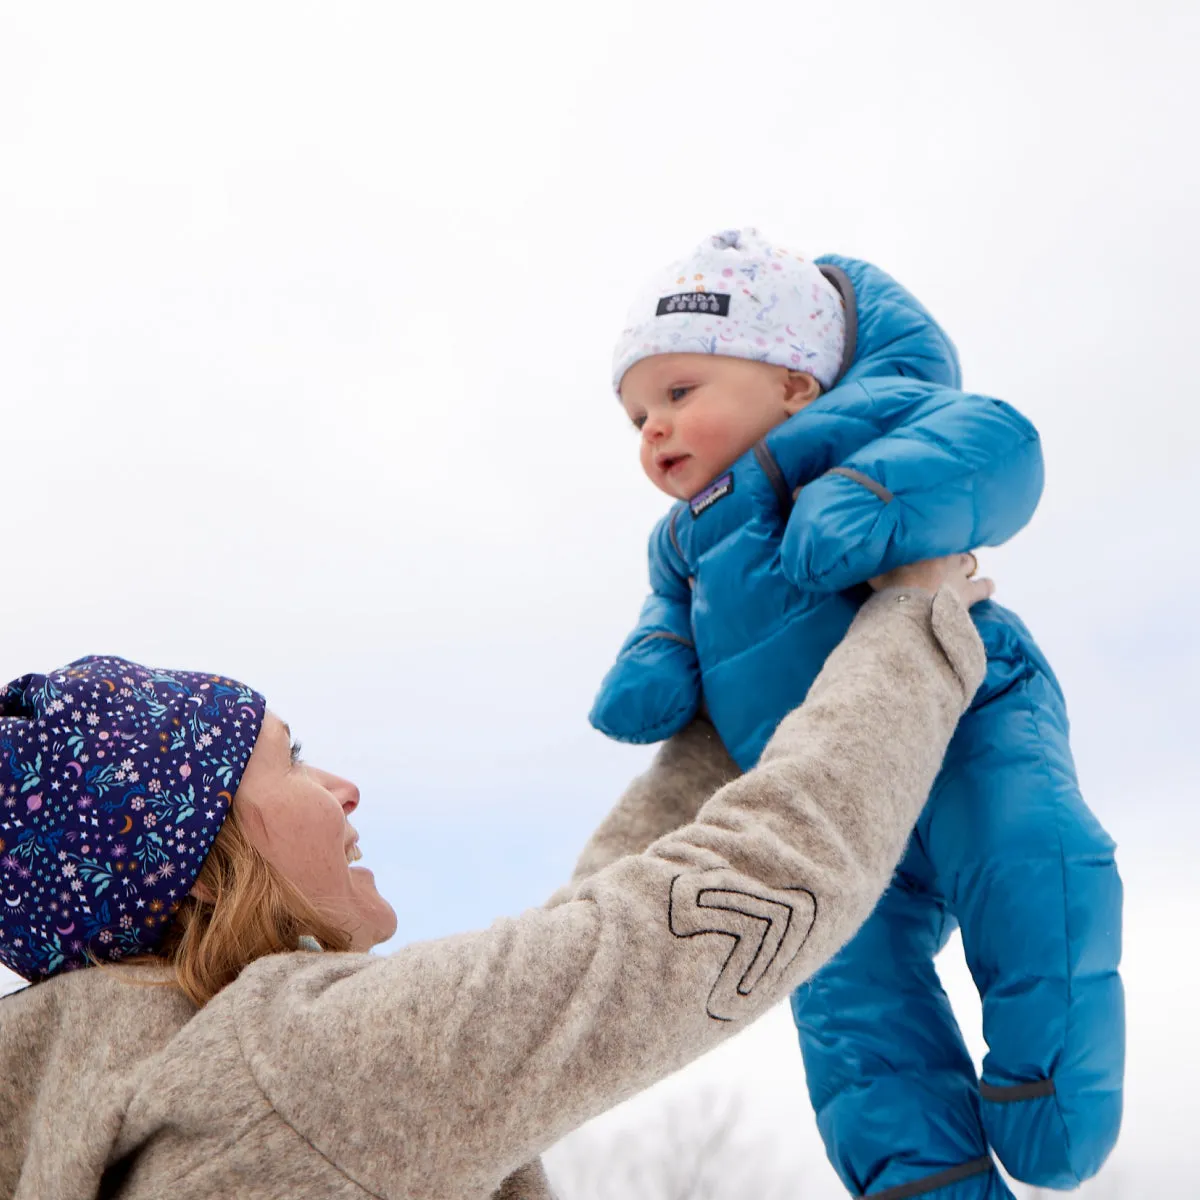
xmin=547 ymin=1086 xmax=800 ymax=1200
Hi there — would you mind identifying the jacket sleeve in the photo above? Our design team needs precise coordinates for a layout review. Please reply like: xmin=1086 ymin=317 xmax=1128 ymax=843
xmin=589 ymin=515 xmax=702 ymax=745
xmin=230 ymin=586 xmax=986 ymax=1200
xmin=780 ymin=385 xmax=1044 ymax=593
xmin=544 ymin=718 xmax=739 ymax=907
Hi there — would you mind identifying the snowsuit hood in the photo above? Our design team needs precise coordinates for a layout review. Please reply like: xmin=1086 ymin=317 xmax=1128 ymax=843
xmin=821 ymin=254 xmax=962 ymax=390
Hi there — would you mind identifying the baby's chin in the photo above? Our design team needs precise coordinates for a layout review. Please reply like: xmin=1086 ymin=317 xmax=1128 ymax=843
xmin=664 ymin=462 xmax=737 ymax=502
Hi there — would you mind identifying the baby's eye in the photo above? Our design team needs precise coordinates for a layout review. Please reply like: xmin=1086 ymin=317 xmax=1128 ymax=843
xmin=669 ymin=386 xmax=693 ymax=402
xmin=631 ymin=415 xmax=646 ymax=431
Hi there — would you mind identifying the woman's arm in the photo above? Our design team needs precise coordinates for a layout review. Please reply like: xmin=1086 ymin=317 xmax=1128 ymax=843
xmin=229 ymin=581 xmax=986 ymax=1200
xmin=545 ymin=718 xmax=739 ymax=907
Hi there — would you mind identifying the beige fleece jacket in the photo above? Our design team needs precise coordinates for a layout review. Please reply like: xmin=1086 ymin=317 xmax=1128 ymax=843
xmin=0 ymin=587 xmax=984 ymax=1200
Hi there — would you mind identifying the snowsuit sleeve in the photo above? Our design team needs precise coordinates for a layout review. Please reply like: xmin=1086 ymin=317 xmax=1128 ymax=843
xmin=589 ymin=513 xmax=702 ymax=744
xmin=228 ymin=586 xmax=986 ymax=1200
xmin=781 ymin=384 xmax=1044 ymax=593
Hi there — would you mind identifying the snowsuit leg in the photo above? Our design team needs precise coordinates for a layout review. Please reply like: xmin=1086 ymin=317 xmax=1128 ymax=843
xmin=791 ymin=863 xmax=1014 ymax=1199
xmin=924 ymin=670 xmax=1124 ymax=1188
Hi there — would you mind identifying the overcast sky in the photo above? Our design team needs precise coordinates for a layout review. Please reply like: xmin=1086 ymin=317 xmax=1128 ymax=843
xmin=2 ymin=2 xmax=1197 ymax=1193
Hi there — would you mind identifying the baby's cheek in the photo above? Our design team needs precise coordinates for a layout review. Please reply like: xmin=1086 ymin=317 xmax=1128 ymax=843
xmin=688 ymin=415 xmax=749 ymax=473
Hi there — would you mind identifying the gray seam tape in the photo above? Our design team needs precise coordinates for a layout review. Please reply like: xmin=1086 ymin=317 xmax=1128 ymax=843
xmin=668 ymin=508 xmax=685 ymax=563
xmin=861 ymin=1156 xmax=993 ymax=1200
xmin=979 ymin=1078 xmax=1057 ymax=1103
xmin=633 ymin=631 xmax=694 ymax=650
xmin=753 ymin=441 xmax=793 ymax=519
xmin=817 ymin=263 xmax=858 ymax=387
xmin=829 ymin=465 xmax=894 ymax=504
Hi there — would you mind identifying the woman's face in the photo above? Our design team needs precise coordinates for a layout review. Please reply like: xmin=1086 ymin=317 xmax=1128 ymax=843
xmin=233 ymin=713 xmax=397 ymax=951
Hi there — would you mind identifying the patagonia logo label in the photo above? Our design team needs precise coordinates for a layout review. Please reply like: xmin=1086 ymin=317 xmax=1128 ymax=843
xmin=690 ymin=472 xmax=734 ymax=517
xmin=656 ymin=292 xmax=731 ymax=317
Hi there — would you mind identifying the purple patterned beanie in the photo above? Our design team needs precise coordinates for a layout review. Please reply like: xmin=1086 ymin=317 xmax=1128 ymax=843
xmin=0 ymin=656 xmax=266 ymax=981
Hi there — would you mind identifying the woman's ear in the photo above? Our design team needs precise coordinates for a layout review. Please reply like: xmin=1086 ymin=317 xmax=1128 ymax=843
xmin=189 ymin=880 xmax=215 ymax=904
xmin=782 ymin=371 xmax=822 ymax=414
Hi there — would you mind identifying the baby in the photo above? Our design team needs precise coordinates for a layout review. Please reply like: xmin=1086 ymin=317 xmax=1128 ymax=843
xmin=592 ymin=229 xmax=1124 ymax=1200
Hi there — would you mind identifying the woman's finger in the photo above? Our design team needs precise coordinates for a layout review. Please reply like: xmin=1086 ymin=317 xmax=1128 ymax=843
xmin=868 ymin=555 xmax=996 ymax=600
xmin=963 ymin=576 xmax=995 ymax=608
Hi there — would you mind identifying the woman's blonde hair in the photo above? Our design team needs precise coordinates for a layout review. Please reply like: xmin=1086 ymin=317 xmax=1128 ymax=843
xmin=119 ymin=803 xmax=352 ymax=1007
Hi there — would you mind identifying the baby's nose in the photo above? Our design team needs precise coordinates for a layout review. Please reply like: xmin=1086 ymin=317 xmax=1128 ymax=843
xmin=642 ymin=411 xmax=670 ymax=440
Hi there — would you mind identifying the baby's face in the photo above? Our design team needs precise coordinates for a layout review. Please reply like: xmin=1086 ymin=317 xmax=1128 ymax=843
xmin=620 ymin=353 xmax=820 ymax=500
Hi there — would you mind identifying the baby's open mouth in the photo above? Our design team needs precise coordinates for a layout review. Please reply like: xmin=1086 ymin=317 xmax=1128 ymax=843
xmin=658 ymin=454 xmax=690 ymax=474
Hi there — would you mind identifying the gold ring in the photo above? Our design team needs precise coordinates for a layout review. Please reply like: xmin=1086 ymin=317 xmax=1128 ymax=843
xmin=966 ymin=552 xmax=978 ymax=578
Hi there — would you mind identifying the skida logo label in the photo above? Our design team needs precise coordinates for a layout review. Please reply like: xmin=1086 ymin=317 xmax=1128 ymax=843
xmin=656 ymin=292 xmax=731 ymax=317
xmin=690 ymin=472 xmax=733 ymax=517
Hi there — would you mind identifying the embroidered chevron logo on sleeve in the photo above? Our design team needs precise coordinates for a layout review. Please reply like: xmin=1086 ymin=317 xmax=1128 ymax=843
xmin=668 ymin=869 xmax=818 ymax=1022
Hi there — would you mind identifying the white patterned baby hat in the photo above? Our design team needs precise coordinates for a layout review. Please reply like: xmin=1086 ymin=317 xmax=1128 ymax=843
xmin=611 ymin=228 xmax=846 ymax=394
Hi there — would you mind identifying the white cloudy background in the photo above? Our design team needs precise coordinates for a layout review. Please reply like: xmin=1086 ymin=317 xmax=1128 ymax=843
xmin=1 ymin=2 xmax=1196 ymax=1195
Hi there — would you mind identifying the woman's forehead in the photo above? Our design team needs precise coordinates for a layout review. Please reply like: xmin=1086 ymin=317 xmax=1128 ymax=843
xmin=259 ymin=711 xmax=292 ymax=751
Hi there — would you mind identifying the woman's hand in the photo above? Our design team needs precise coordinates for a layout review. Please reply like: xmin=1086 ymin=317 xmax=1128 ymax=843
xmin=869 ymin=553 xmax=995 ymax=609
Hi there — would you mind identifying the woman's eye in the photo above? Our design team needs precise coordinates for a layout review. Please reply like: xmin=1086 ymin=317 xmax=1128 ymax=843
xmin=669 ymin=386 xmax=692 ymax=402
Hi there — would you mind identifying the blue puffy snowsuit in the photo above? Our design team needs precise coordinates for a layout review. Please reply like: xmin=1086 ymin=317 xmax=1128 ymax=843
xmin=591 ymin=257 xmax=1124 ymax=1199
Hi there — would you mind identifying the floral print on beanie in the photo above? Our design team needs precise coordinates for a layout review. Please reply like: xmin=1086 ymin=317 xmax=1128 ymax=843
xmin=0 ymin=656 xmax=266 ymax=981
xmin=612 ymin=228 xmax=846 ymax=393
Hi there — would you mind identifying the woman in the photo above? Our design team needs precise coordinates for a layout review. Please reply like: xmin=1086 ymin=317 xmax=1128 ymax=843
xmin=0 ymin=558 xmax=991 ymax=1200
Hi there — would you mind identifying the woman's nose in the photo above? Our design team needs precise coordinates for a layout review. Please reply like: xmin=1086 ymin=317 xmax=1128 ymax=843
xmin=338 ymin=778 xmax=360 ymax=815
xmin=318 ymin=770 xmax=360 ymax=815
